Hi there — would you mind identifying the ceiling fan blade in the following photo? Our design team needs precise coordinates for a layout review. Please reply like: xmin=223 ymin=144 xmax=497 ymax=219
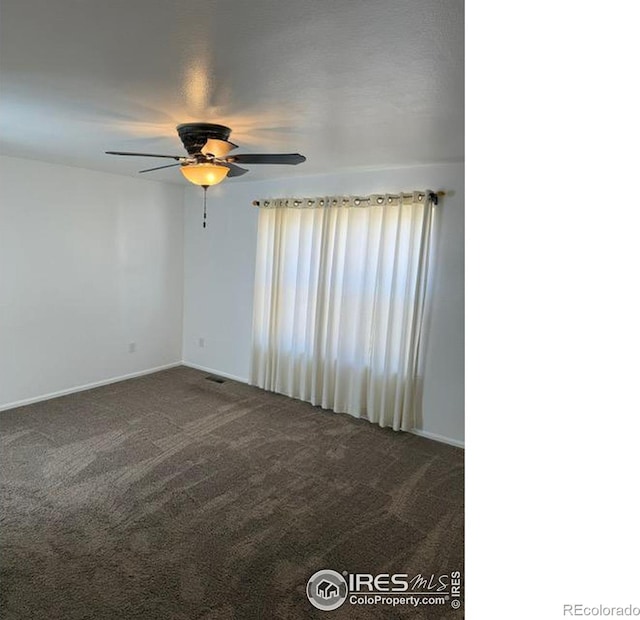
xmin=225 ymin=153 xmax=306 ymax=165
xmin=201 ymin=138 xmax=238 ymax=158
xmin=105 ymin=151 xmax=183 ymax=160
xmin=138 ymin=163 xmax=182 ymax=174
xmin=220 ymin=162 xmax=249 ymax=178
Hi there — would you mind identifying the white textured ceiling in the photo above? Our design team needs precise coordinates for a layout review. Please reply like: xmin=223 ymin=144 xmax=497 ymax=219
xmin=0 ymin=0 xmax=463 ymax=184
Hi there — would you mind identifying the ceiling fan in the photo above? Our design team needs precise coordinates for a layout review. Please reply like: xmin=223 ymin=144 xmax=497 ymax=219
xmin=106 ymin=122 xmax=306 ymax=186
xmin=106 ymin=123 xmax=306 ymax=227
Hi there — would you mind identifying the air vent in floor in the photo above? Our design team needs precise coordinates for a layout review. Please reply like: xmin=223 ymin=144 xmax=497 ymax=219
xmin=205 ymin=375 xmax=227 ymax=384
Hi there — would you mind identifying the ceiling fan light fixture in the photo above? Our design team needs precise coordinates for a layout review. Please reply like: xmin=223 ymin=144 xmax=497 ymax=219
xmin=180 ymin=163 xmax=229 ymax=187
xmin=201 ymin=138 xmax=236 ymax=158
xmin=105 ymin=123 xmax=306 ymax=188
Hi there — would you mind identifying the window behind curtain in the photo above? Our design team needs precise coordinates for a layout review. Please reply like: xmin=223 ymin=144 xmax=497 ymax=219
xmin=250 ymin=192 xmax=435 ymax=431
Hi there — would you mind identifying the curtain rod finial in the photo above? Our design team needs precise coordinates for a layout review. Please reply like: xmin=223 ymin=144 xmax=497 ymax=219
xmin=428 ymin=190 xmax=447 ymax=205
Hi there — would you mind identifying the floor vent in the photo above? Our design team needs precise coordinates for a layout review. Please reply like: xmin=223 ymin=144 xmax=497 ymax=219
xmin=205 ymin=374 xmax=227 ymax=384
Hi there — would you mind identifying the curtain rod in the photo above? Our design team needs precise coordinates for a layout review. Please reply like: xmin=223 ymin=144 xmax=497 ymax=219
xmin=252 ymin=190 xmax=446 ymax=208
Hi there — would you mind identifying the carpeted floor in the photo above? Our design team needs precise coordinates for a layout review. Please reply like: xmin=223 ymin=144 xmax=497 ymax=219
xmin=0 ymin=366 xmax=464 ymax=619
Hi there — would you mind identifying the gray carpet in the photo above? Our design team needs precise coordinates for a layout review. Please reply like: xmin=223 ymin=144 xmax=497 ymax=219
xmin=0 ymin=366 xmax=464 ymax=619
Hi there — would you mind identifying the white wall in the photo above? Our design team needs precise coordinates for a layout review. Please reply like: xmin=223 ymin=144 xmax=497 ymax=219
xmin=183 ymin=163 xmax=464 ymax=445
xmin=0 ymin=156 xmax=184 ymax=408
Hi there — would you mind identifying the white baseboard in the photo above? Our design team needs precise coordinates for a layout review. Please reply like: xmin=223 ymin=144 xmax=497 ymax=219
xmin=410 ymin=428 xmax=464 ymax=449
xmin=180 ymin=361 xmax=249 ymax=384
xmin=2 ymin=361 xmax=465 ymax=450
xmin=0 ymin=362 xmax=183 ymax=412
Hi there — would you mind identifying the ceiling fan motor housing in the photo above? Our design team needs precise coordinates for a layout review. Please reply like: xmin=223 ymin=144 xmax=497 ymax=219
xmin=176 ymin=123 xmax=232 ymax=156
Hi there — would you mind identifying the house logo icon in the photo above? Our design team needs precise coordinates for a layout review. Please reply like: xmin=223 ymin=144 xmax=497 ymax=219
xmin=306 ymin=569 xmax=348 ymax=611
xmin=317 ymin=580 xmax=339 ymax=599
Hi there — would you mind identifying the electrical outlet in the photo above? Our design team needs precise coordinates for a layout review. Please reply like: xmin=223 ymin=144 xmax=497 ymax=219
xmin=128 ymin=342 xmax=136 ymax=353
xmin=198 ymin=338 xmax=205 ymax=348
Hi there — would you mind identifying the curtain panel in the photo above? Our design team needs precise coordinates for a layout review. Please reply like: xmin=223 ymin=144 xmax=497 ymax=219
xmin=250 ymin=191 xmax=436 ymax=431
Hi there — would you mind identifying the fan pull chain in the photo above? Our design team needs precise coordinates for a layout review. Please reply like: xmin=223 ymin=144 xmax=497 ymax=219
xmin=202 ymin=185 xmax=209 ymax=228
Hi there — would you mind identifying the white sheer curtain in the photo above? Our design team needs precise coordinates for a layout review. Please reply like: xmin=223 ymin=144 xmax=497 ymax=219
xmin=250 ymin=191 xmax=436 ymax=431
